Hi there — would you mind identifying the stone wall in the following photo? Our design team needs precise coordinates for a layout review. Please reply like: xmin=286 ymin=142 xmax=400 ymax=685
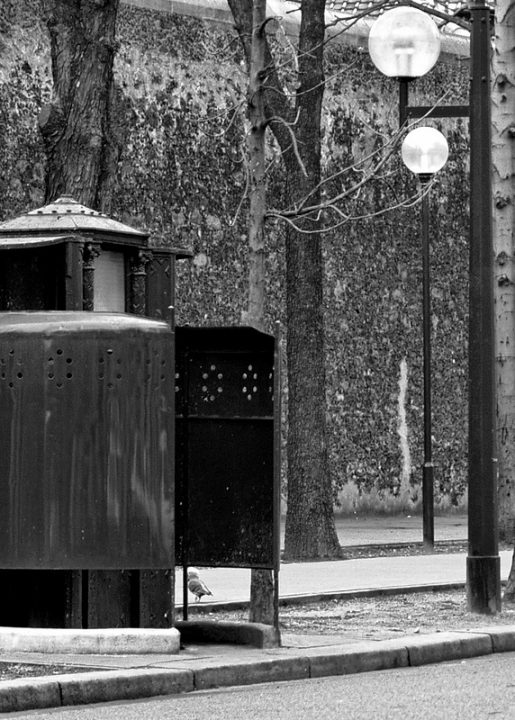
xmin=0 ymin=0 xmax=471 ymax=508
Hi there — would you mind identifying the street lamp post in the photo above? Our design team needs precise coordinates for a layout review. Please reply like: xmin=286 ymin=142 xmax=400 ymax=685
xmin=401 ymin=127 xmax=449 ymax=549
xmin=466 ymin=0 xmax=500 ymax=614
xmin=368 ymin=8 xmax=442 ymax=548
xmin=368 ymin=6 xmax=442 ymax=125
xmin=369 ymin=4 xmax=501 ymax=613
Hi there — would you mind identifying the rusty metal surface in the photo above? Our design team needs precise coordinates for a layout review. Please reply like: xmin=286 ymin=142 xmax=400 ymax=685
xmin=0 ymin=311 xmax=174 ymax=569
xmin=138 ymin=569 xmax=175 ymax=628
xmin=146 ymin=250 xmax=176 ymax=325
xmin=175 ymin=326 xmax=278 ymax=569
xmin=142 ymin=251 xmax=183 ymax=629
xmin=85 ymin=570 xmax=136 ymax=628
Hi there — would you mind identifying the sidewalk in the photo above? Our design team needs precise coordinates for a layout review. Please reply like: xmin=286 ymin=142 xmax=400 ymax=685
xmin=2 ymin=624 xmax=515 ymax=713
xmin=174 ymin=513 xmax=473 ymax=608
xmin=1 ymin=515 xmax=514 ymax=714
xmin=314 ymin=513 xmax=469 ymax=547
xmin=174 ymin=549 xmax=512 ymax=610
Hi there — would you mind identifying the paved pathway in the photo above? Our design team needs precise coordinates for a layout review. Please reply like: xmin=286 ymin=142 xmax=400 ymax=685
xmin=176 ymin=551 xmax=513 ymax=607
xmin=330 ymin=514 xmax=468 ymax=546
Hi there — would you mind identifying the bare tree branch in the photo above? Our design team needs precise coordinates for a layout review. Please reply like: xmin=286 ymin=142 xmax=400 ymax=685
xmin=267 ymin=178 xmax=435 ymax=234
xmin=271 ymin=87 xmax=454 ymax=216
xmin=265 ymin=113 xmax=308 ymax=177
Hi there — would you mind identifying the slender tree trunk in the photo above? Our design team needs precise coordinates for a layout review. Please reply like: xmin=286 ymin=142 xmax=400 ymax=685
xmin=39 ymin=0 xmax=124 ymax=211
xmin=243 ymin=0 xmax=276 ymax=627
xmin=249 ymin=569 xmax=275 ymax=624
xmin=505 ymin=552 xmax=515 ymax=601
xmin=242 ymin=0 xmax=267 ymax=331
xmin=492 ymin=0 xmax=515 ymax=597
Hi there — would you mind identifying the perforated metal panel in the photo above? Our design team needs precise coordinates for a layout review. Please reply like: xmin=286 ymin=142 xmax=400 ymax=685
xmin=175 ymin=326 xmax=280 ymax=570
xmin=0 ymin=312 xmax=174 ymax=569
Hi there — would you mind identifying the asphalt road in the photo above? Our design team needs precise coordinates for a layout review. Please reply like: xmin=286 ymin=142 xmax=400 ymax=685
xmin=15 ymin=652 xmax=515 ymax=719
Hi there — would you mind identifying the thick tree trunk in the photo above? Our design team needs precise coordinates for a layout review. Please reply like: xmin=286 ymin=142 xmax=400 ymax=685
xmin=34 ymin=0 xmax=150 ymax=629
xmin=39 ymin=0 xmax=124 ymax=210
xmin=282 ymin=164 xmax=341 ymax=559
xmin=282 ymin=0 xmax=340 ymax=560
xmin=492 ymin=0 xmax=515 ymax=597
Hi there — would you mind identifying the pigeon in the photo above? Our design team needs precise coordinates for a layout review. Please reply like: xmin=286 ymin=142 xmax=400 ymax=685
xmin=187 ymin=567 xmax=213 ymax=602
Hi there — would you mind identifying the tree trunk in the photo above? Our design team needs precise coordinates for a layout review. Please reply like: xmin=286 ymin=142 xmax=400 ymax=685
xmin=35 ymin=0 xmax=148 ymax=629
xmin=249 ymin=568 xmax=275 ymax=624
xmin=505 ymin=551 xmax=515 ymax=602
xmin=492 ymin=0 xmax=515 ymax=597
xmin=282 ymin=188 xmax=340 ymax=559
xmin=282 ymin=0 xmax=341 ymax=560
xmin=243 ymin=0 xmax=276 ymax=626
xmin=229 ymin=0 xmax=341 ymax=563
xmin=242 ymin=0 xmax=267 ymax=330
xmin=494 ymin=0 xmax=515 ymax=544
xmin=39 ymin=0 xmax=124 ymax=211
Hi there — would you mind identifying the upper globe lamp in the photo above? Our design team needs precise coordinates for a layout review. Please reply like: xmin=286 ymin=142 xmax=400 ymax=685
xmin=401 ymin=126 xmax=449 ymax=179
xmin=368 ymin=7 xmax=441 ymax=79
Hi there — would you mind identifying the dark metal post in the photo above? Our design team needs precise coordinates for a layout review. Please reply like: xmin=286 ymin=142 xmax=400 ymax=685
xmin=182 ymin=566 xmax=189 ymax=621
xmin=273 ymin=322 xmax=282 ymax=640
xmin=466 ymin=0 xmax=501 ymax=613
xmin=399 ymin=78 xmax=409 ymax=127
xmin=182 ymin=350 xmax=191 ymax=622
xmin=420 ymin=180 xmax=434 ymax=548
xmin=64 ymin=242 xmax=83 ymax=310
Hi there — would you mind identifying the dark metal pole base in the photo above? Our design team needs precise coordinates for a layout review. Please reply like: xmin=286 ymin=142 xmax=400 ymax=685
xmin=466 ymin=555 xmax=501 ymax=614
xmin=422 ymin=463 xmax=434 ymax=549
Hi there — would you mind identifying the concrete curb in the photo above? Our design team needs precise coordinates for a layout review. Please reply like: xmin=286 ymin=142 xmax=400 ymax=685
xmin=193 ymin=656 xmax=311 ymax=691
xmin=0 ymin=626 xmax=515 ymax=712
xmin=0 ymin=627 xmax=181 ymax=655
xmin=58 ymin=669 xmax=193 ymax=708
xmin=0 ymin=669 xmax=193 ymax=714
xmin=176 ymin=620 xmax=280 ymax=648
xmin=403 ymin=630 xmax=493 ymax=666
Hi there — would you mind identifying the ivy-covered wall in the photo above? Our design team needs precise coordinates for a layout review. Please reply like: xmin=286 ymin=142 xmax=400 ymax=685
xmin=0 ymin=1 xmax=470 ymax=509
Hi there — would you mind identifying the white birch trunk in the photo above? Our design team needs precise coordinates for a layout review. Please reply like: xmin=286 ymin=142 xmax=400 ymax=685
xmin=492 ymin=0 xmax=515 ymax=544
